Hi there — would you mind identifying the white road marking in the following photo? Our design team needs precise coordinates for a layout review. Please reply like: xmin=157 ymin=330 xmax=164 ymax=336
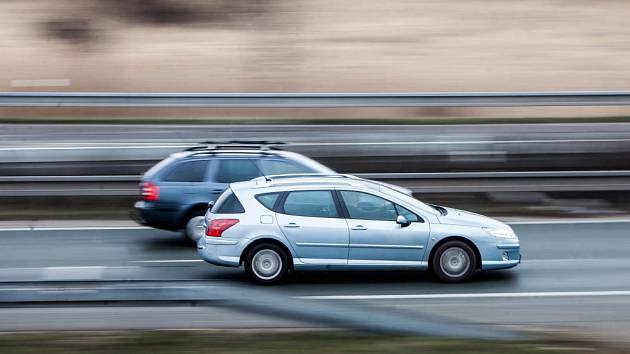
xmin=132 ymin=260 xmax=205 ymax=263
xmin=43 ymin=266 xmax=106 ymax=270
xmin=508 ymin=219 xmax=630 ymax=225
xmin=0 ymin=226 xmax=149 ymax=231
xmin=298 ymin=290 xmax=630 ymax=300
xmin=0 ymin=218 xmax=629 ymax=233
xmin=0 ymin=285 xmax=214 ymax=292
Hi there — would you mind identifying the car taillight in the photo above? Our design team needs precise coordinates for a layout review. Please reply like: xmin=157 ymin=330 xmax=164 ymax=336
xmin=141 ymin=182 xmax=159 ymax=201
xmin=206 ymin=219 xmax=239 ymax=237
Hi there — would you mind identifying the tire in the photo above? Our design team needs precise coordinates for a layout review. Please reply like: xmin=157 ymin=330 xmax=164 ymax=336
xmin=244 ymin=243 xmax=289 ymax=285
xmin=431 ymin=240 xmax=476 ymax=282
xmin=183 ymin=212 xmax=206 ymax=242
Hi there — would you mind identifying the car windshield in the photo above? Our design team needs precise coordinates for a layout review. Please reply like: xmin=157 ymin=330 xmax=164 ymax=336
xmin=377 ymin=184 xmax=437 ymax=215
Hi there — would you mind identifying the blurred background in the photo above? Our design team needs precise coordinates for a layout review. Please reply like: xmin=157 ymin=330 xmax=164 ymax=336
xmin=3 ymin=0 xmax=630 ymax=120
xmin=2 ymin=1 xmax=630 ymax=353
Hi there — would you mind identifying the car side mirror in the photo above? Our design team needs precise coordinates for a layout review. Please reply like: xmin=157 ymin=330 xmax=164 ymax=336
xmin=207 ymin=201 xmax=215 ymax=209
xmin=396 ymin=215 xmax=411 ymax=227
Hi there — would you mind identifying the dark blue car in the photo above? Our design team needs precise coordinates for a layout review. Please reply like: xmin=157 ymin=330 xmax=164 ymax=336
xmin=134 ymin=142 xmax=334 ymax=240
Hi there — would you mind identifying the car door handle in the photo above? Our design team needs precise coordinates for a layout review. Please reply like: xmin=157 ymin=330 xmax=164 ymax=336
xmin=284 ymin=223 xmax=300 ymax=228
xmin=211 ymin=189 xmax=224 ymax=193
xmin=351 ymin=225 xmax=367 ymax=230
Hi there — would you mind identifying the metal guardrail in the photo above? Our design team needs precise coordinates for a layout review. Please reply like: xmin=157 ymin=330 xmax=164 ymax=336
xmin=3 ymin=91 xmax=630 ymax=107
xmin=2 ymin=171 xmax=630 ymax=196
xmin=1 ymin=170 xmax=629 ymax=183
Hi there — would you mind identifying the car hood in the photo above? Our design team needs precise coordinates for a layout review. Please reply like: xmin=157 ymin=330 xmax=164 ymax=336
xmin=438 ymin=207 xmax=507 ymax=229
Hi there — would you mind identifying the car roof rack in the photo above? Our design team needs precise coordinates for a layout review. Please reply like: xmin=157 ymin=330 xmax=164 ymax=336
xmin=264 ymin=173 xmax=360 ymax=181
xmin=185 ymin=140 xmax=286 ymax=152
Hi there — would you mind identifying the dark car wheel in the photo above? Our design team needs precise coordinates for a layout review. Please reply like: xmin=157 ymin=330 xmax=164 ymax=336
xmin=245 ymin=243 xmax=289 ymax=285
xmin=432 ymin=240 xmax=477 ymax=282
xmin=183 ymin=212 xmax=206 ymax=242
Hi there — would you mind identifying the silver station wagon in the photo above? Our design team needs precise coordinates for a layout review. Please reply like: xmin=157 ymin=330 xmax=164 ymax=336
xmin=197 ymin=174 xmax=521 ymax=284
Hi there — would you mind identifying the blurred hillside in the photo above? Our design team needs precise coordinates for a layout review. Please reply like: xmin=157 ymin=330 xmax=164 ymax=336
xmin=2 ymin=0 xmax=630 ymax=119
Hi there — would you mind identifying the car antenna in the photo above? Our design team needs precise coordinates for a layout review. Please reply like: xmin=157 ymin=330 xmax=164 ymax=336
xmin=248 ymin=159 xmax=270 ymax=182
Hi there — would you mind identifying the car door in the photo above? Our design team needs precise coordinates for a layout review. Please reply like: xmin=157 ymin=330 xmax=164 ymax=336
xmin=275 ymin=190 xmax=349 ymax=265
xmin=208 ymin=157 xmax=263 ymax=198
xmin=338 ymin=190 xmax=430 ymax=265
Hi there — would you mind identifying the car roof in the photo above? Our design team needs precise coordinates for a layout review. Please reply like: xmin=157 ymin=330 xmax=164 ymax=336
xmin=230 ymin=174 xmax=438 ymax=216
xmin=166 ymin=148 xmax=335 ymax=174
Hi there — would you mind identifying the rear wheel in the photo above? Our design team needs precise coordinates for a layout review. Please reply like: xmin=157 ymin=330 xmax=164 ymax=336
xmin=245 ymin=243 xmax=289 ymax=284
xmin=183 ymin=213 xmax=206 ymax=242
xmin=432 ymin=241 xmax=476 ymax=282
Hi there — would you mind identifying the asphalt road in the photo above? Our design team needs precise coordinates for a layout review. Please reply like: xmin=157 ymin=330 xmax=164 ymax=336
xmin=1 ymin=220 xmax=630 ymax=341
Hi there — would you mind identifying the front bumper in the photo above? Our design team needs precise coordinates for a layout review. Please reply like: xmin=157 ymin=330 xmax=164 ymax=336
xmin=481 ymin=243 xmax=521 ymax=270
xmin=197 ymin=236 xmax=241 ymax=267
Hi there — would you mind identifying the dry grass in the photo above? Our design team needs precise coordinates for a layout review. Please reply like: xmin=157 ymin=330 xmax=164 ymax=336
xmin=2 ymin=0 xmax=630 ymax=119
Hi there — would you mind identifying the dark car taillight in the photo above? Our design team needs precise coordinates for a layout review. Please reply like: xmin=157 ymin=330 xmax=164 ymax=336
xmin=206 ymin=219 xmax=239 ymax=237
xmin=141 ymin=182 xmax=160 ymax=201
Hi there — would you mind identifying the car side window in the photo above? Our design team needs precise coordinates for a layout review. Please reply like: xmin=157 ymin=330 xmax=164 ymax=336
xmin=395 ymin=204 xmax=420 ymax=222
xmin=340 ymin=191 xmax=398 ymax=221
xmin=215 ymin=159 xmax=262 ymax=183
xmin=255 ymin=192 xmax=281 ymax=211
xmin=162 ymin=160 xmax=208 ymax=182
xmin=211 ymin=189 xmax=245 ymax=214
xmin=282 ymin=191 xmax=339 ymax=218
xmin=261 ymin=159 xmax=314 ymax=175
xmin=215 ymin=193 xmax=245 ymax=214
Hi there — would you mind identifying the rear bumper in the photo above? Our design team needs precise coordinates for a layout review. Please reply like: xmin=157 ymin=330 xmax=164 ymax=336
xmin=197 ymin=236 xmax=241 ymax=267
xmin=134 ymin=200 xmax=181 ymax=231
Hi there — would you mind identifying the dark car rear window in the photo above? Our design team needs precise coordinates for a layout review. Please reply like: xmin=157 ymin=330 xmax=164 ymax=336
xmin=212 ymin=189 xmax=245 ymax=214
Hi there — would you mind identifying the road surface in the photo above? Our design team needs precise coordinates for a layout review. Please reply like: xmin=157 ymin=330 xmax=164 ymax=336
xmin=0 ymin=220 xmax=629 ymax=342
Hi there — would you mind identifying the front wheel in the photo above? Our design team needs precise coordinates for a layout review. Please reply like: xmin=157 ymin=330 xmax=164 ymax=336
xmin=431 ymin=241 xmax=476 ymax=282
xmin=244 ymin=244 xmax=289 ymax=284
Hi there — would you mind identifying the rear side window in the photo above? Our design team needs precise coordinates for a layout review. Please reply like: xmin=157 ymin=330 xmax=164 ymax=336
xmin=163 ymin=160 xmax=208 ymax=182
xmin=216 ymin=159 xmax=261 ymax=183
xmin=255 ymin=192 xmax=281 ymax=211
xmin=260 ymin=159 xmax=314 ymax=175
xmin=282 ymin=190 xmax=339 ymax=218
xmin=211 ymin=189 xmax=245 ymax=214
xmin=144 ymin=157 xmax=175 ymax=179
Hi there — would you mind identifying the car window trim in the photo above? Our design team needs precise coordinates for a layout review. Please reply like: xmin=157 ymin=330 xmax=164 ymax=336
xmin=335 ymin=189 xmax=424 ymax=223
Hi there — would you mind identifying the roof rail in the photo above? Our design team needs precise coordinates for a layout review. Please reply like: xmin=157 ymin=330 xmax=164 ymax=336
xmin=263 ymin=173 xmax=359 ymax=181
xmin=185 ymin=140 xmax=286 ymax=152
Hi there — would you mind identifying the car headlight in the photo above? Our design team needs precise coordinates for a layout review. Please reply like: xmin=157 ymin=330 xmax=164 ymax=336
xmin=482 ymin=227 xmax=518 ymax=240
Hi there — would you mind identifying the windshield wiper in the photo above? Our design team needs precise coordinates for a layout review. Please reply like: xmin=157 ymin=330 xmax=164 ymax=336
xmin=428 ymin=203 xmax=448 ymax=216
